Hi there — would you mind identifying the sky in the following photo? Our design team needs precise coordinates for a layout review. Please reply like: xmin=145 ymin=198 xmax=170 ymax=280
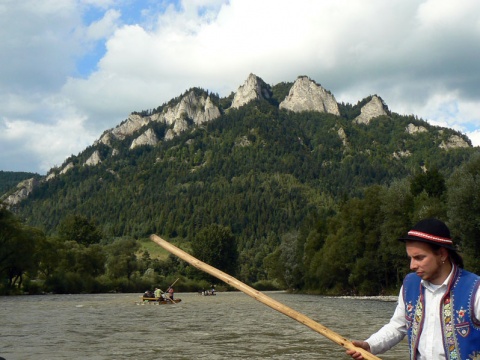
xmin=1 ymin=0 xmax=480 ymax=175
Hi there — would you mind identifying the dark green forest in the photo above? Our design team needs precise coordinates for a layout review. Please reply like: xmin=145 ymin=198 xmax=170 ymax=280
xmin=2 ymin=90 xmax=480 ymax=296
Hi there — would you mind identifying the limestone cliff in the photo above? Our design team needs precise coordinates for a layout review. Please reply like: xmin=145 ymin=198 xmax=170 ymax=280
xmin=84 ymin=150 xmax=102 ymax=166
xmin=406 ymin=123 xmax=428 ymax=134
xmin=2 ymin=177 xmax=39 ymax=206
xmin=354 ymin=96 xmax=388 ymax=124
xmin=98 ymin=90 xmax=221 ymax=147
xmin=160 ymin=90 xmax=221 ymax=127
xmin=230 ymin=73 xmax=272 ymax=109
xmin=439 ymin=135 xmax=470 ymax=149
xmin=279 ymin=76 xmax=340 ymax=115
xmin=130 ymin=128 xmax=159 ymax=149
xmin=112 ymin=114 xmax=150 ymax=141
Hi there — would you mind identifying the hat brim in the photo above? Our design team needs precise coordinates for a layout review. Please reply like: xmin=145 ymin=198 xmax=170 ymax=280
xmin=398 ymin=235 xmax=457 ymax=250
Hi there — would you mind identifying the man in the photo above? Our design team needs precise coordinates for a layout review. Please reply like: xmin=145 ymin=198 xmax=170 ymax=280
xmin=168 ymin=286 xmax=174 ymax=300
xmin=154 ymin=287 xmax=161 ymax=299
xmin=346 ymin=218 xmax=480 ymax=360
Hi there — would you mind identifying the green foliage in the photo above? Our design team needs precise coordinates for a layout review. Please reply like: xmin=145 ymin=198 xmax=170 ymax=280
xmin=57 ymin=214 xmax=103 ymax=245
xmin=447 ymin=153 xmax=480 ymax=273
xmin=0 ymin=207 xmax=44 ymax=294
xmin=191 ymin=224 xmax=238 ymax=279
xmin=410 ymin=168 xmax=446 ymax=197
xmin=270 ymin=81 xmax=293 ymax=106
xmin=105 ymin=238 xmax=139 ymax=280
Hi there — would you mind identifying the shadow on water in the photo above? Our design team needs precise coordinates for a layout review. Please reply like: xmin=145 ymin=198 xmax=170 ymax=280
xmin=0 ymin=292 xmax=409 ymax=359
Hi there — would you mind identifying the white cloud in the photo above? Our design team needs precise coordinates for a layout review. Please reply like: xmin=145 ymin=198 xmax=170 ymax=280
xmin=467 ymin=130 xmax=480 ymax=147
xmin=1 ymin=0 xmax=480 ymax=175
xmin=85 ymin=9 xmax=121 ymax=41
xmin=0 ymin=92 xmax=96 ymax=172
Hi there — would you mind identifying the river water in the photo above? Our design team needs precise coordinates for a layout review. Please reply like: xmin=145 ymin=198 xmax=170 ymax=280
xmin=0 ymin=292 xmax=409 ymax=360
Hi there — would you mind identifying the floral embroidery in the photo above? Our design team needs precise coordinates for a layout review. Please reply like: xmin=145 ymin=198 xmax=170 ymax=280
xmin=456 ymin=306 xmax=471 ymax=337
xmin=443 ymin=295 xmax=460 ymax=359
xmin=411 ymin=297 xmax=422 ymax=348
xmin=405 ymin=300 xmax=415 ymax=329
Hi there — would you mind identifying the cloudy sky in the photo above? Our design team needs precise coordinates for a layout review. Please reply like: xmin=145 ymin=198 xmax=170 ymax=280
xmin=1 ymin=0 xmax=480 ymax=175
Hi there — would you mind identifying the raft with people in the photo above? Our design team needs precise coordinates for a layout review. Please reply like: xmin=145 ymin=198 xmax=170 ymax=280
xmin=140 ymin=296 xmax=182 ymax=304
xmin=139 ymin=279 xmax=180 ymax=305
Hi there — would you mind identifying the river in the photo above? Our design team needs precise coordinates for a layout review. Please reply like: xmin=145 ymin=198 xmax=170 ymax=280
xmin=0 ymin=292 xmax=409 ymax=359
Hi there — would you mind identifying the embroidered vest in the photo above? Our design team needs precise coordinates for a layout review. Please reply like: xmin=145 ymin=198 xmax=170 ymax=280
xmin=403 ymin=267 xmax=480 ymax=360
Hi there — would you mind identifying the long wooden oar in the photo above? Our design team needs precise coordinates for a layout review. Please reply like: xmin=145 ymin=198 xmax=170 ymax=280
xmin=150 ymin=234 xmax=381 ymax=360
xmin=169 ymin=278 xmax=180 ymax=288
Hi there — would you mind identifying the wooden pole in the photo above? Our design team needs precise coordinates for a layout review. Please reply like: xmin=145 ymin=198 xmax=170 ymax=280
xmin=164 ymin=277 xmax=180 ymax=304
xmin=150 ymin=234 xmax=381 ymax=360
xmin=169 ymin=278 xmax=180 ymax=288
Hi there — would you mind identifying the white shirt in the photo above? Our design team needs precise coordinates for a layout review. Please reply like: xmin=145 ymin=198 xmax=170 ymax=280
xmin=365 ymin=268 xmax=480 ymax=359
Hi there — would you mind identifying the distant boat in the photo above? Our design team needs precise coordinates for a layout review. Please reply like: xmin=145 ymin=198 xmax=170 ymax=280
xmin=198 ymin=289 xmax=216 ymax=296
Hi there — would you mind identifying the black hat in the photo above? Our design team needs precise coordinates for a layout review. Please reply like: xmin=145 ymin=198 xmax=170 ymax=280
xmin=398 ymin=218 xmax=456 ymax=250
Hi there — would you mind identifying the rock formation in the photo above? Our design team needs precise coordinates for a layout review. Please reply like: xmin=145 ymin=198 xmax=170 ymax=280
xmin=102 ymin=114 xmax=150 ymax=143
xmin=3 ymin=178 xmax=39 ymax=206
xmin=230 ymin=73 xmax=271 ymax=109
xmin=406 ymin=123 xmax=428 ymax=134
xmin=279 ymin=76 xmax=340 ymax=115
xmin=84 ymin=150 xmax=102 ymax=166
xmin=393 ymin=150 xmax=412 ymax=159
xmin=97 ymin=90 xmax=221 ymax=147
xmin=131 ymin=128 xmax=159 ymax=149
xmin=354 ymin=96 xmax=388 ymax=124
xmin=60 ymin=162 xmax=74 ymax=174
xmin=161 ymin=91 xmax=221 ymax=126
xmin=439 ymin=135 xmax=470 ymax=149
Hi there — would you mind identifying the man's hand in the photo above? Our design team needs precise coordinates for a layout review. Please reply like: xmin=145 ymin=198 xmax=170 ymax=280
xmin=345 ymin=340 xmax=371 ymax=359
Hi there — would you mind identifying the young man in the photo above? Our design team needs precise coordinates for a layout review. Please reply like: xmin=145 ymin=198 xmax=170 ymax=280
xmin=346 ymin=218 xmax=480 ymax=360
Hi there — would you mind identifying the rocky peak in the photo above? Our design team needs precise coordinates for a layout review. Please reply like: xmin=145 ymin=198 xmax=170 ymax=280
xmin=130 ymin=128 xmax=159 ymax=149
xmin=84 ymin=150 xmax=102 ymax=166
xmin=337 ymin=127 xmax=349 ymax=148
xmin=161 ymin=90 xmax=220 ymax=126
xmin=102 ymin=114 xmax=150 ymax=144
xmin=60 ymin=162 xmax=74 ymax=175
xmin=354 ymin=96 xmax=388 ymax=125
xmin=230 ymin=73 xmax=271 ymax=109
xmin=279 ymin=76 xmax=340 ymax=115
xmin=2 ymin=177 xmax=39 ymax=206
xmin=439 ymin=135 xmax=470 ymax=149
xmin=406 ymin=123 xmax=428 ymax=134
xmin=98 ymin=90 xmax=221 ymax=146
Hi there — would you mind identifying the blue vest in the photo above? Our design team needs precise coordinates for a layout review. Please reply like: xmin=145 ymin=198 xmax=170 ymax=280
xmin=403 ymin=266 xmax=480 ymax=360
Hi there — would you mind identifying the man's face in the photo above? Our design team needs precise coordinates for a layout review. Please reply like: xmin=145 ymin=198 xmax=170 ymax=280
xmin=406 ymin=241 xmax=445 ymax=285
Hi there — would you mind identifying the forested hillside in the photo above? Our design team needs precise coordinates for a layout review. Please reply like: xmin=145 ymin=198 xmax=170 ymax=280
xmin=3 ymin=86 xmax=480 ymax=296
xmin=15 ymin=99 xmax=472 ymax=237
xmin=0 ymin=170 xmax=38 ymax=194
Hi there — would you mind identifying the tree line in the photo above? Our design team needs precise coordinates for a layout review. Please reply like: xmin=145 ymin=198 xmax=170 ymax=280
xmin=0 ymin=207 xmax=238 ymax=295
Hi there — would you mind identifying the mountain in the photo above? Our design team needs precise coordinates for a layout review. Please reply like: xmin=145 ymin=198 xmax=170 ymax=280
xmin=2 ymin=73 xmax=475 ymax=250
